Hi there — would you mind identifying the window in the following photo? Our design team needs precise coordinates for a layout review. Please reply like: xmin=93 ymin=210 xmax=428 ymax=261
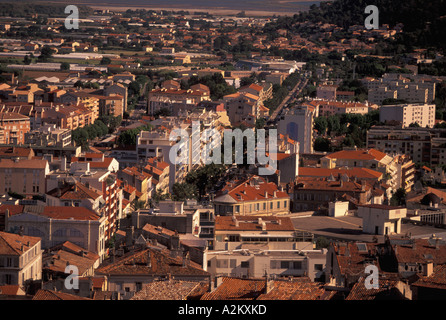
xmin=292 ymin=261 xmax=302 ymax=269
xmin=280 ymin=261 xmax=289 ymax=269
xmin=284 ymin=201 xmax=287 ymax=208
xmin=277 ymin=201 xmax=280 ymax=209
xmin=235 ymin=205 xmax=240 ymax=213
xmin=241 ymin=261 xmax=249 ymax=268
xmin=230 ymin=259 xmax=237 ymax=268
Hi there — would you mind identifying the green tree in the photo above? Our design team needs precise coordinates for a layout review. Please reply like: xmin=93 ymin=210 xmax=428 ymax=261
xmin=60 ymin=62 xmax=70 ymax=70
xmin=171 ymin=182 xmax=198 ymax=201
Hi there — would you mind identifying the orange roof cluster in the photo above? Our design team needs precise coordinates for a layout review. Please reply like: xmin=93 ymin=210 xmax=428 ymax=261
xmin=412 ymin=264 xmax=446 ymax=290
xmin=324 ymin=148 xmax=387 ymax=161
xmin=394 ymin=239 xmax=446 ymax=265
xmin=95 ymin=247 xmax=209 ymax=277
xmin=217 ymin=176 xmax=289 ymax=203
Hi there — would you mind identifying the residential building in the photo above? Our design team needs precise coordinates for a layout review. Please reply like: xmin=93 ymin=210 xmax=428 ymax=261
xmin=4 ymin=205 xmax=107 ymax=261
xmin=213 ymin=176 xmax=290 ymax=216
xmin=0 ymin=158 xmax=49 ymax=196
xmin=379 ymin=103 xmax=435 ymax=128
xmin=292 ymin=177 xmax=373 ymax=212
xmin=357 ymin=204 xmax=407 ymax=235
xmin=0 ymin=112 xmax=30 ymax=145
xmin=367 ymin=126 xmax=446 ymax=166
xmin=0 ymin=231 xmax=42 ymax=286
xmin=316 ymin=85 xmax=337 ymax=100
xmin=24 ymin=124 xmax=71 ymax=148
xmin=94 ymin=246 xmax=210 ymax=300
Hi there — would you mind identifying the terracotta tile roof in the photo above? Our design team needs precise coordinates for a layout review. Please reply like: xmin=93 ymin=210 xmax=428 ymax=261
xmin=299 ymin=167 xmax=383 ymax=180
xmin=47 ymin=182 xmax=101 ymax=201
xmin=216 ymin=176 xmax=289 ymax=203
xmin=257 ymin=279 xmax=336 ymax=300
xmin=0 ymin=146 xmax=33 ymax=158
xmin=215 ymin=215 xmax=295 ymax=232
xmin=394 ymin=239 xmax=446 ymax=265
xmin=131 ymin=278 xmax=203 ymax=300
xmin=44 ymin=250 xmax=96 ymax=275
xmin=0 ymin=285 xmax=25 ymax=296
xmin=201 ymin=277 xmax=266 ymax=300
xmin=0 ymin=204 xmax=25 ymax=217
xmin=345 ymin=276 xmax=405 ymax=300
xmin=412 ymin=264 xmax=446 ymax=290
xmin=32 ymin=289 xmax=92 ymax=300
xmin=333 ymin=242 xmax=382 ymax=276
xmin=294 ymin=178 xmax=370 ymax=192
xmin=11 ymin=206 xmax=101 ymax=221
xmin=406 ymin=187 xmax=446 ymax=205
xmin=0 ymin=231 xmax=41 ymax=256
xmin=0 ymin=158 xmax=47 ymax=169
xmin=95 ymin=247 xmax=209 ymax=277
xmin=50 ymin=241 xmax=99 ymax=261
xmin=324 ymin=148 xmax=387 ymax=161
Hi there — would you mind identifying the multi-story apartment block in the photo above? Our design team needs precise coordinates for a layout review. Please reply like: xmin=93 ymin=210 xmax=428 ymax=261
xmin=307 ymin=99 xmax=370 ymax=116
xmin=316 ymin=84 xmax=337 ymax=101
xmin=0 ymin=112 xmax=30 ymax=145
xmin=0 ymin=158 xmax=49 ymax=196
xmin=379 ymin=103 xmax=435 ymax=128
xmin=367 ymin=126 xmax=446 ymax=167
xmin=24 ymin=124 xmax=71 ymax=148
xmin=223 ymin=91 xmax=269 ymax=126
xmin=0 ymin=231 xmax=42 ymax=286
xmin=147 ymin=87 xmax=211 ymax=116
xmin=320 ymin=148 xmax=415 ymax=192
xmin=205 ymin=215 xmax=324 ymax=280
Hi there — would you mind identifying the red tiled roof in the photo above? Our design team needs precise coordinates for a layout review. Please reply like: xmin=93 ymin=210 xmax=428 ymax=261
xmin=201 ymin=277 xmax=265 ymax=300
xmin=299 ymin=167 xmax=383 ymax=179
xmin=346 ymin=277 xmax=404 ymax=300
xmin=216 ymin=176 xmax=289 ymax=203
xmin=32 ymin=289 xmax=92 ymax=300
xmin=0 ymin=231 xmax=41 ymax=256
xmin=257 ymin=279 xmax=336 ymax=300
xmin=40 ymin=206 xmax=101 ymax=221
xmin=0 ymin=285 xmax=25 ymax=296
xmin=95 ymin=247 xmax=209 ymax=277
xmin=324 ymin=149 xmax=387 ymax=161
xmin=412 ymin=264 xmax=446 ymax=290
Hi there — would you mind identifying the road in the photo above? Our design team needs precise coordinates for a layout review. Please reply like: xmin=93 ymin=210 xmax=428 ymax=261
xmin=268 ymin=77 xmax=309 ymax=123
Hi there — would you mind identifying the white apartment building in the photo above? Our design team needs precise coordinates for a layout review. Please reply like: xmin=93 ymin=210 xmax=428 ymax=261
xmin=357 ymin=204 xmax=407 ymax=236
xmin=379 ymin=103 xmax=435 ymax=128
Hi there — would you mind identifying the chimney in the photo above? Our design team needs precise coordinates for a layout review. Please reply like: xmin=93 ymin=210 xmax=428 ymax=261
xmin=264 ymin=191 xmax=268 ymax=198
xmin=61 ymin=156 xmax=67 ymax=171
xmin=146 ymin=250 xmax=152 ymax=268
xmin=182 ymin=251 xmax=190 ymax=267
xmin=265 ymin=275 xmax=273 ymax=294
xmin=19 ymin=226 xmax=24 ymax=236
xmin=261 ymin=221 xmax=266 ymax=231
xmin=424 ymin=262 xmax=434 ymax=277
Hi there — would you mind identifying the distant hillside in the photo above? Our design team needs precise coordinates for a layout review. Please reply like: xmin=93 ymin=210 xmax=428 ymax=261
xmin=265 ymin=0 xmax=446 ymax=50
xmin=0 ymin=1 xmax=93 ymax=17
xmin=0 ymin=0 xmax=326 ymax=14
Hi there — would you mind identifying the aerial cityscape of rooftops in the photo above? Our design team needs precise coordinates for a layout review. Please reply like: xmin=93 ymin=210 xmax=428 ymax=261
xmin=0 ymin=0 xmax=445 ymax=305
